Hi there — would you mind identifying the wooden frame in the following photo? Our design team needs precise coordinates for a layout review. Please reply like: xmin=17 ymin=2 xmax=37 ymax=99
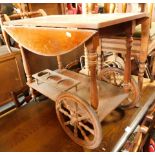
xmin=2 ymin=13 xmax=149 ymax=108
xmin=101 ymin=3 xmax=153 ymax=90
xmin=2 ymin=13 xmax=150 ymax=149
xmin=0 ymin=49 xmax=25 ymax=106
xmin=0 ymin=9 xmax=48 ymax=108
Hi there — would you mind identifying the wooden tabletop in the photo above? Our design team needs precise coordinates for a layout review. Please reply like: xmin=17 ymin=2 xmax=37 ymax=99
xmin=4 ymin=13 xmax=148 ymax=29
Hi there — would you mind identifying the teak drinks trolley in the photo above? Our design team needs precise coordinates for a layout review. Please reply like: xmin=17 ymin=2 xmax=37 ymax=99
xmin=2 ymin=13 xmax=150 ymax=149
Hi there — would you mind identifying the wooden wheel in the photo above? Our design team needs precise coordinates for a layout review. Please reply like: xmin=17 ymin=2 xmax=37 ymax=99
xmin=55 ymin=92 xmax=102 ymax=149
xmin=98 ymin=67 xmax=140 ymax=108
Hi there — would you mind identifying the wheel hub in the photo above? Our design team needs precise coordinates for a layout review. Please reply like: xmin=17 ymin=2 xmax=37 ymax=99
xmin=70 ymin=115 xmax=78 ymax=125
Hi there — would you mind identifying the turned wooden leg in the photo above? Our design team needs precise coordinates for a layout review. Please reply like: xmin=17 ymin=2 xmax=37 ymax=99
xmin=57 ymin=55 xmax=63 ymax=70
xmin=84 ymin=45 xmax=89 ymax=71
xmin=151 ymin=55 xmax=155 ymax=81
xmin=124 ymin=21 xmax=136 ymax=91
xmin=124 ymin=32 xmax=133 ymax=91
xmin=138 ymin=62 xmax=146 ymax=89
xmin=88 ymin=52 xmax=98 ymax=109
xmin=85 ymin=34 xmax=99 ymax=109
xmin=97 ymin=38 xmax=102 ymax=75
xmin=0 ymin=16 xmax=12 ymax=53
xmin=139 ymin=17 xmax=150 ymax=91
xmin=1 ymin=29 xmax=12 ymax=53
xmin=11 ymin=85 xmax=31 ymax=107
xmin=19 ymin=45 xmax=35 ymax=100
xmin=98 ymin=53 xmax=102 ymax=74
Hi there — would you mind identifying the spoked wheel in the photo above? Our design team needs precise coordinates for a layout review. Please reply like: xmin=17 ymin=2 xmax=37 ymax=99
xmin=98 ymin=67 xmax=140 ymax=109
xmin=55 ymin=92 xmax=102 ymax=149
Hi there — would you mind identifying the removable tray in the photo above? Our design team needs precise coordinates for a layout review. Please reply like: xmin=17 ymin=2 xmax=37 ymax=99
xmin=32 ymin=69 xmax=80 ymax=91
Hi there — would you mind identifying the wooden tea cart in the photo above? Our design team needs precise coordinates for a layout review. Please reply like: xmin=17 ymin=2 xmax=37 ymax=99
xmin=2 ymin=13 xmax=150 ymax=149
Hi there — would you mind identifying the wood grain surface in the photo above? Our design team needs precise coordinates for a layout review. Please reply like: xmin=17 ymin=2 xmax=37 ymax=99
xmin=0 ymin=99 xmax=83 ymax=152
xmin=3 ymin=13 xmax=148 ymax=29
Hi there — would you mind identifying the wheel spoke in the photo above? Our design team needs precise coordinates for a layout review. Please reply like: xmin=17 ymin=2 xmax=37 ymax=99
xmin=74 ymin=100 xmax=78 ymax=115
xmin=79 ymin=122 xmax=94 ymax=135
xmin=128 ymin=98 xmax=132 ymax=103
xmin=64 ymin=121 xmax=71 ymax=125
xmin=118 ymin=80 xmax=124 ymax=87
xmin=77 ymin=124 xmax=90 ymax=142
xmin=63 ymin=99 xmax=76 ymax=114
xmin=78 ymin=116 xmax=92 ymax=124
xmin=74 ymin=124 xmax=78 ymax=137
xmin=112 ymin=72 xmax=117 ymax=85
xmin=59 ymin=108 xmax=71 ymax=118
xmin=116 ymin=74 xmax=122 ymax=85
xmin=78 ymin=115 xmax=89 ymax=121
xmin=63 ymin=99 xmax=81 ymax=117
xmin=56 ymin=92 xmax=103 ymax=148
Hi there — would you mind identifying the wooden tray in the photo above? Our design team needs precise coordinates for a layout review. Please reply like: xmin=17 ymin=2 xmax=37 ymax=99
xmin=32 ymin=69 xmax=80 ymax=92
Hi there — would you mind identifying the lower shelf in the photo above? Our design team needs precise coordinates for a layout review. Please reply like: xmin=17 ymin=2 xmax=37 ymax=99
xmin=28 ymin=69 xmax=128 ymax=122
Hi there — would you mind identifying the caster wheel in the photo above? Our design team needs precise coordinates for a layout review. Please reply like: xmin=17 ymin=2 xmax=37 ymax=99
xmin=56 ymin=92 xmax=102 ymax=149
xmin=98 ymin=67 xmax=140 ymax=108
